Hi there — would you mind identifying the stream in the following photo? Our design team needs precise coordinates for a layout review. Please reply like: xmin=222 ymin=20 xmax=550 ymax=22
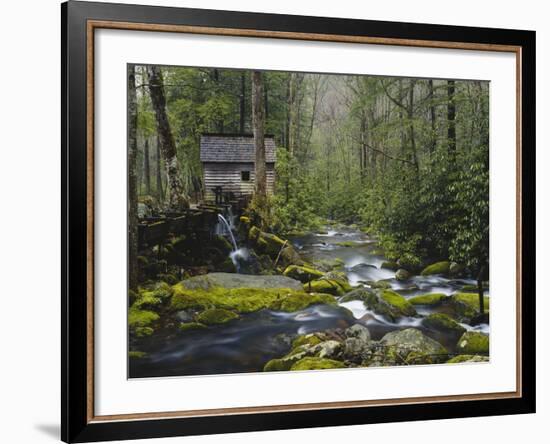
xmin=129 ymin=225 xmax=490 ymax=378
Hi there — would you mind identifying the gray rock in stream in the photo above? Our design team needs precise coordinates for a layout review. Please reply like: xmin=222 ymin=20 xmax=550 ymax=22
xmin=178 ymin=272 xmax=303 ymax=290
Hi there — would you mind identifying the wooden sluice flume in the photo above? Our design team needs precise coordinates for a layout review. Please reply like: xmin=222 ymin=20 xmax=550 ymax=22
xmin=137 ymin=192 xmax=251 ymax=253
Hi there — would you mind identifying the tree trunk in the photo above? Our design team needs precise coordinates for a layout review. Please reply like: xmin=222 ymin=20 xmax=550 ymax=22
xmin=398 ymin=79 xmax=406 ymax=157
xmin=428 ymin=79 xmax=436 ymax=154
xmin=239 ymin=71 xmax=246 ymax=134
xmin=127 ymin=65 xmax=139 ymax=292
xmin=447 ymin=80 xmax=456 ymax=158
xmin=155 ymin=135 xmax=164 ymax=202
xmin=287 ymin=73 xmax=296 ymax=156
xmin=408 ymin=80 xmax=419 ymax=174
xmin=252 ymin=71 xmax=267 ymax=199
xmin=147 ymin=65 xmax=189 ymax=210
xmin=143 ymin=137 xmax=151 ymax=195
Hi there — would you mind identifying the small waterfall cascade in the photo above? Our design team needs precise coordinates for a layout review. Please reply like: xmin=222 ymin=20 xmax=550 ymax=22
xmin=217 ymin=213 xmax=248 ymax=271
xmin=217 ymin=214 xmax=238 ymax=251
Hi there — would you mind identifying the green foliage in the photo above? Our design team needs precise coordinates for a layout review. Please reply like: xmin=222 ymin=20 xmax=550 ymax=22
xmin=270 ymin=148 xmax=324 ymax=233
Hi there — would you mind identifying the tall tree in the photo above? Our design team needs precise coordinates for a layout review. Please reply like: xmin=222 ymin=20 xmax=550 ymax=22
xmin=147 ymin=65 xmax=189 ymax=209
xmin=155 ymin=135 xmax=164 ymax=202
xmin=239 ymin=71 xmax=246 ymax=134
xmin=127 ymin=65 xmax=138 ymax=292
xmin=447 ymin=80 xmax=456 ymax=157
xmin=428 ymin=79 xmax=436 ymax=154
xmin=252 ymin=71 xmax=267 ymax=200
xmin=143 ymin=138 xmax=151 ymax=195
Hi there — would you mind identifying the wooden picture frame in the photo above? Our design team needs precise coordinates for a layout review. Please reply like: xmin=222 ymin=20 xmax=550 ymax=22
xmin=62 ymin=1 xmax=536 ymax=442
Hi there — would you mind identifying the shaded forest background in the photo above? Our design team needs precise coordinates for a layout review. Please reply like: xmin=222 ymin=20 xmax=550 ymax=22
xmin=131 ymin=65 xmax=489 ymax=278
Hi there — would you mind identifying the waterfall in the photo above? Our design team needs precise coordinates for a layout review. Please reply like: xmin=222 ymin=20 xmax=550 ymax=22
xmin=217 ymin=214 xmax=238 ymax=252
xmin=217 ymin=213 xmax=249 ymax=272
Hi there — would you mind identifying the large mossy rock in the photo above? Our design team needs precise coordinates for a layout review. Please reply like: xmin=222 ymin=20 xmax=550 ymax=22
xmin=395 ymin=269 xmax=411 ymax=281
xmin=283 ymin=265 xmax=324 ymax=283
xmin=170 ymin=273 xmax=335 ymax=314
xmin=422 ymin=313 xmax=466 ymax=337
xmin=177 ymin=272 xmax=302 ymax=291
xmin=378 ymin=328 xmax=448 ymax=365
xmin=450 ymin=292 xmax=490 ymax=320
xmin=408 ymin=293 xmax=448 ymax=306
xmin=304 ymin=278 xmax=351 ymax=296
xmin=290 ymin=357 xmax=346 ymax=371
xmin=456 ymin=331 xmax=489 ymax=354
xmin=249 ymin=226 xmax=285 ymax=256
xmin=339 ymin=287 xmax=374 ymax=303
xmin=421 ymin=261 xmax=451 ymax=276
xmin=362 ymin=289 xmax=417 ymax=322
xmin=279 ymin=245 xmax=304 ymax=266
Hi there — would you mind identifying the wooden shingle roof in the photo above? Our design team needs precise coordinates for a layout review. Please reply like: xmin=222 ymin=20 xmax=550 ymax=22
xmin=200 ymin=134 xmax=276 ymax=163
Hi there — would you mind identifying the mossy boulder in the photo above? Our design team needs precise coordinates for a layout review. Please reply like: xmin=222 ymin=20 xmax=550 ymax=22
xmin=379 ymin=328 xmax=448 ymax=365
xmin=456 ymin=332 xmax=489 ymax=354
xmin=171 ymin=274 xmax=337 ymax=315
xmin=421 ymin=261 xmax=451 ymax=276
xmin=447 ymin=354 xmax=490 ymax=364
xmin=408 ymin=293 xmax=448 ymax=306
xmin=362 ymin=289 xmax=417 ymax=322
xmin=366 ymin=280 xmax=392 ymax=290
xmin=179 ymin=322 xmax=207 ymax=332
xmin=133 ymin=282 xmax=174 ymax=311
xmin=129 ymin=307 xmax=159 ymax=331
xmin=422 ymin=313 xmax=466 ymax=337
xmin=248 ymin=226 xmax=287 ymax=256
xmin=196 ymin=308 xmax=239 ymax=325
xmin=450 ymin=292 xmax=490 ymax=320
xmin=279 ymin=245 xmax=304 ymax=266
xmin=290 ymin=357 xmax=346 ymax=371
xmin=304 ymin=278 xmax=350 ymax=296
xmin=269 ymin=292 xmax=336 ymax=312
xmin=263 ymin=357 xmax=295 ymax=372
xmin=449 ymin=262 xmax=465 ymax=276
xmin=283 ymin=265 xmax=324 ymax=283
xmin=395 ymin=269 xmax=411 ymax=281
xmin=339 ymin=287 xmax=374 ymax=303
xmin=291 ymin=334 xmax=323 ymax=351
xmin=264 ymin=342 xmax=317 ymax=372
xmin=381 ymin=261 xmax=399 ymax=271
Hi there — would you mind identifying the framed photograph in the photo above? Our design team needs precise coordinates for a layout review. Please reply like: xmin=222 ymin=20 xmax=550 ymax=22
xmin=62 ymin=1 xmax=535 ymax=442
